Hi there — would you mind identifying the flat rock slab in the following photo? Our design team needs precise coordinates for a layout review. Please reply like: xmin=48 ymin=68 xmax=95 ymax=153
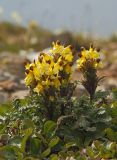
xmin=10 ymin=90 xmax=29 ymax=100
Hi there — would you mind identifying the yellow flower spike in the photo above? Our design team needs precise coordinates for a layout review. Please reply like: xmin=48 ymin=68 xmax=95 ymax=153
xmin=77 ymin=46 xmax=102 ymax=70
xmin=25 ymin=41 xmax=74 ymax=94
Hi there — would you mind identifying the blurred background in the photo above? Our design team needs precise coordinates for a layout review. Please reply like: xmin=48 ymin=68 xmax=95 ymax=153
xmin=0 ymin=0 xmax=117 ymax=103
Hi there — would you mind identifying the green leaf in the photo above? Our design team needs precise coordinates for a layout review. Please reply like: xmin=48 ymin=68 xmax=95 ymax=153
xmin=44 ymin=121 xmax=56 ymax=135
xmin=93 ymin=140 xmax=102 ymax=150
xmin=21 ymin=128 xmax=33 ymax=152
xmin=0 ymin=146 xmax=22 ymax=160
xmin=86 ymin=146 xmax=95 ymax=158
xmin=94 ymin=90 xmax=109 ymax=100
xmin=24 ymin=157 xmax=38 ymax=160
xmin=79 ymin=116 xmax=89 ymax=128
xmin=23 ymin=119 xmax=35 ymax=130
xmin=112 ymin=88 xmax=117 ymax=100
xmin=0 ymin=124 xmax=7 ymax=134
xmin=41 ymin=148 xmax=51 ymax=158
xmin=65 ymin=142 xmax=77 ymax=149
xmin=49 ymin=136 xmax=59 ymax=148
xmin=86 ymin=127 xmax=96 ymax=132
xmin=106 ymin=128 xmax=117 ymax=141
xmin=29 ymin=137 xmax=41 ymax=155
xmin=50 ymin=154 xmax=58 ymax=160
xmin=0 ymin=103 xmax=13 ymax=116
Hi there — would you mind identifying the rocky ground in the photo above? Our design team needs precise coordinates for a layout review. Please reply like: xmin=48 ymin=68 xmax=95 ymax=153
xmin=0 ymin=43 xmax=117 ymax=104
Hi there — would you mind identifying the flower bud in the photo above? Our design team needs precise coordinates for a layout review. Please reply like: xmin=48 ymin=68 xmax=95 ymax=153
xmin=25 ymin=69 xmax=29 ymax=74
xmin=30 ymin=66 xmax=34 ymax=71
xmin=69 ymin=45 xmax=74 ymax=50
xmin=96 ymin=47 xmax=101 ymax=52
xmin=56 ymin=40 xmax=61 ymax=45
xmin=96 ymin=58 xmax=101 ymax=63
xmin=78 ymin=52 xmax=82 ymax=57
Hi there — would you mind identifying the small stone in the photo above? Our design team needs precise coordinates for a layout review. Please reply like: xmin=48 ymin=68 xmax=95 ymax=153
xmin=10 ymin=90 xmax=29 ymax=100
xmin=0 ymin=80 xmax=18 ymax=92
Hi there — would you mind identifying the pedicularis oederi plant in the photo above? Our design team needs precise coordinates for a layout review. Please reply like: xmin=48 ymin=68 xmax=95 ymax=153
xmin=0 ymin=41 xmax=117 ymax=160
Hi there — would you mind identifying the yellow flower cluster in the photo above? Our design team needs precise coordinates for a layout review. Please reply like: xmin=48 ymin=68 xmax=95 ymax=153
xmin=77 ymin=46 xmax=102 ymax=70
xmin=25 ymin=41 xmax=74 ymax=94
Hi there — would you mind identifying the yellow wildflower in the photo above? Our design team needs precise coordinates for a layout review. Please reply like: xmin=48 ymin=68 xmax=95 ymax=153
xmin=61 ymin=46 xmax=72 ymax=55
xmin=33 ymin=66 xmax=41 ymax=80
xmin=64 ymin=64 xmax=72 ymax=74
xmin=50 ymin=41 xmax=64 ymax=55
xmin=25 ymin=41 xmax=74 ymax=94
xmin=64 ymin=53 xmax=73 ymax=62
xmin=53 ymin=63 xmax=62 ymax=75
xmin=77 ymin=57 xmax=86 ymax=68
xmin=25 ymin=71 xmax=35 ymax=87
xmin=77 ymin=46 xmax=102 ymax=69
xmin=34 ymin=83 xmax=43 ymax=93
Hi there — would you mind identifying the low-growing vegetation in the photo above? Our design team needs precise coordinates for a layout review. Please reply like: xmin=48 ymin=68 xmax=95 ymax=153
xmin=0 ymin=41 xmax=117 ymax=160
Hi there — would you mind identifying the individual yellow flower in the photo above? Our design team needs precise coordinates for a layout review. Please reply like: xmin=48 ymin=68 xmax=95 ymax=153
xmin=77 ymin=57 xmax=86 ymax=68
xmin=25 ymin=62 xmax=35 ymax=70
xmin=61 ymin=46 xmax=72 ymax=55
xmin=64 ymin=64 xmax=72 ymax=74
xmin=45 ymin=79 xmax=51 ymax=88
xmin=53 ymin=63 xmax=62 ymax=75
xmin=64 ymin=53 xmax=73 ymax=62
xmin=34 ymin=83 xmax=43 ymax=93
xmin=33 ymin=66 xmax=41 ymax=80
xmin=50 ymin=41 xmax=64 ymax=55
xmin=25 ymin=63 xmax=30 ymax=70
xmin=94 ymin=59 xmax=103 ymax=69
xmin=25 ymin=71 xmax=35 ymax=87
